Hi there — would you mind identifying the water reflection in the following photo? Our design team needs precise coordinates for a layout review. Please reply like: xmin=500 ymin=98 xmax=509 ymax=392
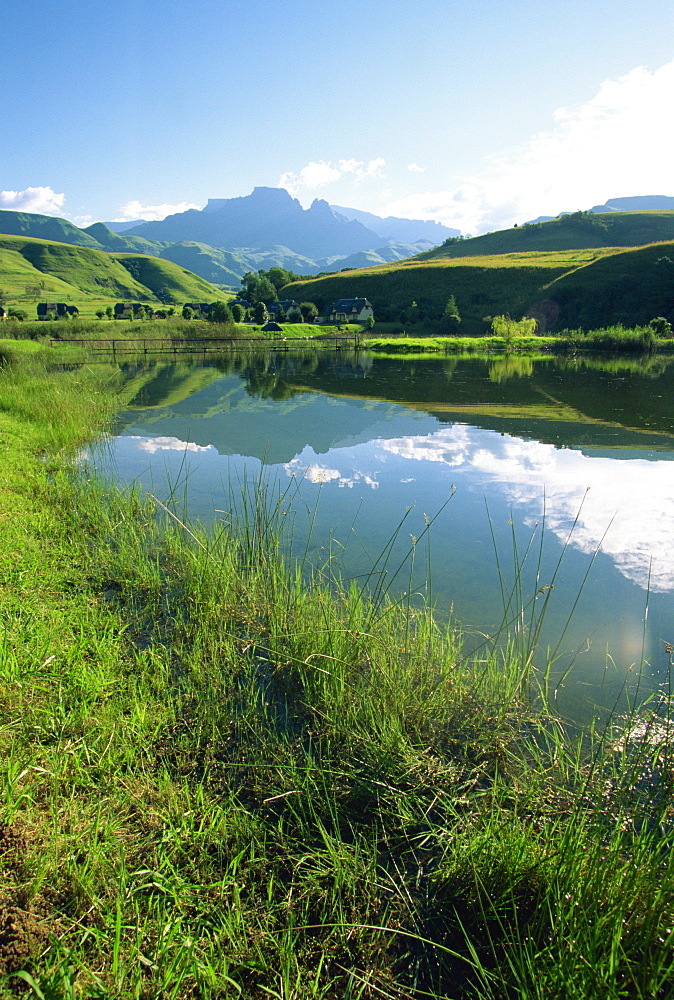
xmin=91 ymin=350 xmax=674 ymax=720
xmin=376 ymin=426 xmax=674 ymax=593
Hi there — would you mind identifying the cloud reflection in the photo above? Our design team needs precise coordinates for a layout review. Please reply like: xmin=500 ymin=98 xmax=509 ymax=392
xmin=131 ymin=435 xmax=215 ymax=455
xmin=285 ymin=457 xmax=379 ymax=490
xmin=380 ymin=427 xmax=674 ymax=593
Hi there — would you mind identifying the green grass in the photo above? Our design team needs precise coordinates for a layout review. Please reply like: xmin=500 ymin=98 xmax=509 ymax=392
xmin=362 ymin=334 xmax=559 ymax=353
xmin=362 ymin=327 xmax=674 ymax=355
xmin=0 ymin=356 xmax=673 ymax=997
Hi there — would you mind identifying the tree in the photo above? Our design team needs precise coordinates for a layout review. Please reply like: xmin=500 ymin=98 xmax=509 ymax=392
xmin=491 ymin=315 xmax=538 ymax=345
xmin=442 ymin=295 xmax=461 ymax=333
xmin=275 ymin=304 xmax=286 ymax=322
xmin=240 ymin=271 xmax=277 ymax=305
xmin=209 ymin=301 xmax=233 ymax=324
xmin=253 ymin=301 xmax=269 ymax=324
xmin=96 ymin=309 xmax=105 ymax=320
xmin=105 ymin=306 xmax=113 ymax=319
xmin=649 ymin=316 xmax=672 ymax=338
xmin=267 ymin=267 xmax=298 ymax=292
xmin=182 ymin=305 xmax=194 ymax=320
xmin=300 ymin=302 xmax=319 ymax=322
xmin=230 ymin=303 xmax=245 ymax=323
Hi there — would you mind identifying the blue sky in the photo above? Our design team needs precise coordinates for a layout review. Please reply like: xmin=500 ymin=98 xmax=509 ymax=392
xmin=3 ymin=0 xmax=673 ymax=234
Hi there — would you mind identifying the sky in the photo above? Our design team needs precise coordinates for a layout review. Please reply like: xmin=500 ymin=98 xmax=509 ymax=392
xmin=2 ymin=0 xmax=674 ymax=235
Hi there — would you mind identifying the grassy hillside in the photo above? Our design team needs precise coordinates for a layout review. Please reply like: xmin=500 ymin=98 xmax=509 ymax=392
xmin=110 ymin=252 xmax=231 ymax=302
xmin=0 ymin=209 xmax=102 ymax=248
xmin=419 ymin=210 xmax=674 ymax=261
xmin=286 ymin=248 xmax=621 ymax=333
xmin=287 ymin=242 xmax=674 ymax=333
xmin=83 ymin=222 xmax=166 ymax=255
xmin=545 ymin=241 xmax=674 ymax=328
xmin=0 ymin=235 xmax=229 ymax=316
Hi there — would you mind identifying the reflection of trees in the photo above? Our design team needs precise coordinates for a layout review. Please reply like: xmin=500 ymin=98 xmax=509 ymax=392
xmin=239 ymin=350 xmax=372 ymax=400
xmin=488 ymin=355 xmax=534 ymax=383
xmin=443 ymin=358 xmax=458 ymax=382
xmin=555 ymin=355 xmax=674 ymax=379
xmin=242 ymin=365 xmax=297 ymax=401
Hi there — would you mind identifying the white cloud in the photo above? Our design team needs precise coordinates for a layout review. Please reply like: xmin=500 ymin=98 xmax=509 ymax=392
xmin=339 ymin=157 xmax=386 ymax=182
xmin=131 ymin=435 xmax=214 ymax=455
xmin=387 ymin=59 xmax=674 ymax=234
xmin=279 ymin=157 xmax=386 ymax=197
xmin=0 ymin=186 xmax=65 ymax=215
xmin=114 ymin=199 xmax=202 ymax=222
xmin=279 ymin=161 xmax=342 ymax=194
xmin=407 ymin=163 xmax=425 ymax=173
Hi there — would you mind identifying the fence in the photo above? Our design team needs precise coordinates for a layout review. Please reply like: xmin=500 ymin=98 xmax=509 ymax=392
xmin=50 ymin=336 xmax=360 ymax=356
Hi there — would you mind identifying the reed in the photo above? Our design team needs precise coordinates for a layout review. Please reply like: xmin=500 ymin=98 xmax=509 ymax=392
xmin=0 ymin=357 xmax=672 ymax=998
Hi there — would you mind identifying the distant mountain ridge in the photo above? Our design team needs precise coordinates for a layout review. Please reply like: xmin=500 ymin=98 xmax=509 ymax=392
xmin=329 ymin=205 xmax=459 ymax=244
xmin=593 ymin=195 xmax=674 ymax=212
xmin=527 ymin=195 xmax=674 ymax=224
xmin=124 ymin=187 xmax=383 ymax=259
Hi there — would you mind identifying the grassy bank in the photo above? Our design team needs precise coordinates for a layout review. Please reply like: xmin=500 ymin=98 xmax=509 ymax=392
xmin=0 ymin=357 xmax=673 ymax=998
xmin=0 ymin=319 xmax=353 ymax=362
xmin=7 ymin=318 xmax=670 ymax=361
xmin=363 ymin=325 xmax=674 ymax=355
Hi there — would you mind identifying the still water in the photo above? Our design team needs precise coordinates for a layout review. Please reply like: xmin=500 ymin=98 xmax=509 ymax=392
xmin=87 ymin=349 xmax=674 ymax=722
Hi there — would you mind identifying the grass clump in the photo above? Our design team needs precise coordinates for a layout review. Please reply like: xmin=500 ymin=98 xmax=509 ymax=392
xmin=0 ymin=356 xmax=673 ymax=997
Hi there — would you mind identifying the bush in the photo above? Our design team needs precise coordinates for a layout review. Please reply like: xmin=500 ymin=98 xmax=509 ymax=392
xmin=649 ymin=316 xmax=673 ymax=338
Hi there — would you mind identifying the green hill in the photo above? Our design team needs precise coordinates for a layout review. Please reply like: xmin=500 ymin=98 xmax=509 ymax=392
xmin=83 ymin=222 xmax=166 ymax=256
xmin=419 ymin=210 xmax=674 ymax=261
xmin=287 ymin=243 xmax=674 ymax=333
xmin=0 ymin=235 xmax=229 ymax=314
xmin=110 ymin=253 xmax=231 ymax=303
xmin=544 ymin=242 xmax=674 ymax=329
xmin=0 ymin=209 xmax=102 ymax=249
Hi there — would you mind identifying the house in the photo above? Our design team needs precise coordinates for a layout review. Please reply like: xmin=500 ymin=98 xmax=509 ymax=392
xmin=37 ymin=302 xmax=74 ymax=320
xmin=325 ymin=298 xmax=374 ymax=324
xmin=268 ymin=299 xmax=303 ymax=322
xmin=184 ymin=302 xmax=213 ymax=318
xmin=114 ymin=302 xmax=154 ymax=319
xmin=261 ymin=321 xmax=284 ymax=333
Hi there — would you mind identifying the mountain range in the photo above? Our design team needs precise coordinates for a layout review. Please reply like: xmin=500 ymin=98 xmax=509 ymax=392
xmin=117 ymin=187 xmax=461 ymax=256
xmin=0 ymin=188 xmax=461 ymax=288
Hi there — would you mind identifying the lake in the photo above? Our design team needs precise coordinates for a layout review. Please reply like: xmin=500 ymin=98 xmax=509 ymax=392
xmin=86 ymin=349 xmax=674 ymax=724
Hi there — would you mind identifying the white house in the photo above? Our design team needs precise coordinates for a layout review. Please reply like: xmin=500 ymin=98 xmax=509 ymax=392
xmin=325 ymin=298 xmax=374 ymax=324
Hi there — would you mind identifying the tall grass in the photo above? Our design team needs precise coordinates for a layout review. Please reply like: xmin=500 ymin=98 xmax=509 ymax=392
xmin=0 ymin=358 xmax=673 ymax=997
